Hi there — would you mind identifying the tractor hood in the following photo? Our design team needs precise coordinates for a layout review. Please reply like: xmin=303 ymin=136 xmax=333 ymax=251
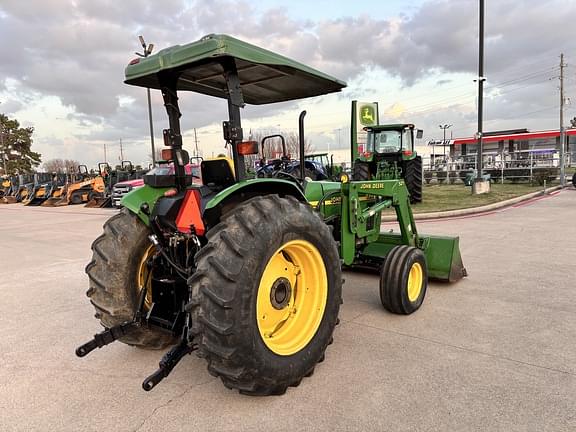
xmin=124 ymin=34 xmax=347 ymax=105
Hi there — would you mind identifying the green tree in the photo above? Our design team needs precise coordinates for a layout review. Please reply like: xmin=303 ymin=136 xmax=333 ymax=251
xmin=0 ymin=113 xmax=41 ymax=175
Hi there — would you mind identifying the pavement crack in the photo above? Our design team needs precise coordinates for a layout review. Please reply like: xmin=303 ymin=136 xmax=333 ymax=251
xmin=132 ymin=378 xmax=214 ymax=432
xmin=340 ymin=311 xmax=369 ymax=322
xmin=347 ymin=320 xmax=576 ymax=377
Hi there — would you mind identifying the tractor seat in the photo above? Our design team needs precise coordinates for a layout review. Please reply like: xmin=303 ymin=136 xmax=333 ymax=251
xmin=201 ymin=157 xmax=235 ymax=190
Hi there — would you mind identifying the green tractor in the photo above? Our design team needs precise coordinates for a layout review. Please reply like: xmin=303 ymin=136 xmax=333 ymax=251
xmin=352 ymin=123 xmax=424 ymax=203
xmin=77 ymin=34 xmax=466 ymax=396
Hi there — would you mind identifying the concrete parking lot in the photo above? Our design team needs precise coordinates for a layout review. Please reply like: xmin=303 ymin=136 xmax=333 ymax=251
xmin=0 ymin=190 xmax=575 ymax=432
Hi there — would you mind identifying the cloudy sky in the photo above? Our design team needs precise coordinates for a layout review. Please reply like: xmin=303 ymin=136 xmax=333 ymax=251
xmin=1 ymin=0 xmax=575 ymax=167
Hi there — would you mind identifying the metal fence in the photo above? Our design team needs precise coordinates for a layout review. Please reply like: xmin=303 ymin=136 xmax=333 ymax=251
xmin=422 ymin=151 xmax=570 ymax=185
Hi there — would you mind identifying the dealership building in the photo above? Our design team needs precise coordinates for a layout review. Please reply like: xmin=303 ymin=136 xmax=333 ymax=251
xmin=427 ymin=128 xmax=576 ymax=167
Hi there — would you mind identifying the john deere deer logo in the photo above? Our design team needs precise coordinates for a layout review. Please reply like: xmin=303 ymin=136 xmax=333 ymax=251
xmin=360 ymin=105 xmax=376 ymax=126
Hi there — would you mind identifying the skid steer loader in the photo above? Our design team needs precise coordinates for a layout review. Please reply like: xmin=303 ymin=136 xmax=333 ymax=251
xmin=49 ymin=165 xmax=105 ymax=206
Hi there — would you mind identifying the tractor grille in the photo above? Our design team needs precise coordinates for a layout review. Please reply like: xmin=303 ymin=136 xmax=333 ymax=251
xmin=112 ymin=185 xmax=133 ymax=208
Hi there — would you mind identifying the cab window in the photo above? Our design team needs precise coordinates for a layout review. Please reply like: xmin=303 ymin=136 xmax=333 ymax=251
xmin=367 ymin=130 xmax=402 ymax=153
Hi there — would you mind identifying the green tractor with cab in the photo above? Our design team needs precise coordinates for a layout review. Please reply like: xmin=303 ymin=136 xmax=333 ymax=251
xmin=352 ymin=122 xmax=424 ymax=203
xmin=77 ymin=34 xmax=466 ymax=396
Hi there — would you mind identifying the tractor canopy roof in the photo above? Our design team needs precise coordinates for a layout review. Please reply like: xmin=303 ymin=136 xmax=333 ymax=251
xmin=365 ymin=124 xmax=415 ymax=132
xmin=124 ymin=34 xmax=347 ymax=105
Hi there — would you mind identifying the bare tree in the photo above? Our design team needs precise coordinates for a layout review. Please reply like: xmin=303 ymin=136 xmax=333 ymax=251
xmin=285 ymin=131 xmax=313 ymax=157
xmin=43 ymin=158 xmax=81 ymax=173
xmin=249 ymin=129 xmax=313 ymax=159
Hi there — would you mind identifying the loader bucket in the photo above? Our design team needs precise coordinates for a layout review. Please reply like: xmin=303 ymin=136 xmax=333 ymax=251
xmin=51 ymin=196 xmax=71 ymax=206
xmin=42 ymin=196 xmax=63 ymax=206
xmin=1 ymin=196 xmax=17 ymax=204
xmin=421 ymin=235 xmax=467 ymax=282
xmin=25 ymin=196 xmax=48 ymax=206
xmin=41 ymin=187 xmax=66 ymax=207
xmin=84 ymin=196 xmax=112 ymax=208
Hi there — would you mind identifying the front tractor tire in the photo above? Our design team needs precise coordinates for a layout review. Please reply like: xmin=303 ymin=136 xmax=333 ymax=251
xmin=380 ymin=245 xmax=428 ymax=315
xmin=188 ymin=195 xmax=342 ymax=395
xmin=85 ymin=209 xmax=176 ymax=349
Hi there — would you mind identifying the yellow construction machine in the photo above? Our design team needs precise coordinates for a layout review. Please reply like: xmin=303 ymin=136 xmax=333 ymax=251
xmin=47 ymin=165 xmax=105 ymax=206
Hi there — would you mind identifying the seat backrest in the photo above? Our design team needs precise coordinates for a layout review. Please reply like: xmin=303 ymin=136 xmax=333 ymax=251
xmin=201 ymin=158 xmax=235 ymax=189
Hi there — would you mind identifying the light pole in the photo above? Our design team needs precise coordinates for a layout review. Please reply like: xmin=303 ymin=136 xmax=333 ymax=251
xmin=439 ymin=124 xmax=452 ymax=162
xmin=0 ymin=123 xmax=6 ymax=176
xmin=0 ymin=101 xmax=7 ymax=175
xmin=136 ymin=36 xmax=156 ymax=164
xmin=476 ymin=0 xmax=486 ymax=180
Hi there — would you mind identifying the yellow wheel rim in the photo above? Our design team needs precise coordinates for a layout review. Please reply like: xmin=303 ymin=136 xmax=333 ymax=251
xmin=407 ymin=262 xmax=423 ymax=302
xmin=137 ymin=244 xmax=155 ymax=310
xmin=256 ymin=240 xmax=328 ymax=356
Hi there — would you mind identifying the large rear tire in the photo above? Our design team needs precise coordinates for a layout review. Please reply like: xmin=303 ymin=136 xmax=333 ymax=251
xmin=572 ymin=172 xmax=576 ymax=188
xmin=404 ymin=156 xmax=423 ymax=203
xmin=188 ymin=195 xmax=342 ymax=395
xmin=85 ymin=208 xmax=176 ymax=349
xmin=352 ymin=160 xmax=370 ymax=181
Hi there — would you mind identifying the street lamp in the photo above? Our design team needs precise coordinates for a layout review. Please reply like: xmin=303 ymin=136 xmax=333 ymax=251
xmin=439 ymin=124 xmax=452 ymax=162
xmin=0 ymin=101 xmax=7 ymax=175
xmin=136 ymin=36 xmax=156 ymax=165
xmin=476 ymin=0 xmax=486 ymax=180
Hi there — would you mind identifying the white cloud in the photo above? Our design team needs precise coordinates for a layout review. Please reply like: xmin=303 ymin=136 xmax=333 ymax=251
xmin=0 ymin=0 xmax=574 ymax=167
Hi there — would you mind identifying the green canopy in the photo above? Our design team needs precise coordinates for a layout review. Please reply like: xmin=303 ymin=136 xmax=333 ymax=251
xmin=124 ymin=34 xmax=347 ymax=105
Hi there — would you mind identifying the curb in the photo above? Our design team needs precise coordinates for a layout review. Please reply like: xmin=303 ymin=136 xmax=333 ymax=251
xmin=382 ymin=185 xmax=564 ymax=221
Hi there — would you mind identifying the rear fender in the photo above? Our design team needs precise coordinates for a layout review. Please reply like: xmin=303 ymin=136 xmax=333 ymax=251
xmin=122 ymin=185 xmax=169 ymax=226
xmin=203 ymin=179 xmax=306 ymax=229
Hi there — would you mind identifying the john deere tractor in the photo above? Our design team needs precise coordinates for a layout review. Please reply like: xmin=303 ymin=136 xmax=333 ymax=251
xmin=352 ymin=123 xmax=424 ymax=203
xmin=77 ymin=34 xmax=466 ymax=396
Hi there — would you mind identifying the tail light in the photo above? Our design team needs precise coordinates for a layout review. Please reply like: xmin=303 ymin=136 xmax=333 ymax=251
xmin=163 ymin=188 xmax=178 ymax=197
xmin=237 ymin=141 xmax=259 ymax=155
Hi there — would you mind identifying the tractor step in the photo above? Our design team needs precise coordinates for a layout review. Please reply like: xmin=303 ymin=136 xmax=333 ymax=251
xmin=75 ymin=321 xmax=139 ymax=357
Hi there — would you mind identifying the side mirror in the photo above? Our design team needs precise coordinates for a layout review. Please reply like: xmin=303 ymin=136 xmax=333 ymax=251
xmin=175 ymin=149 xmax=190 ymax=166
xmin=416 ymin=129 xmax=424 ymax=139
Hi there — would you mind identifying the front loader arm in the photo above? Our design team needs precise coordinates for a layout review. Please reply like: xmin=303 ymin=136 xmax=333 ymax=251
xmin=340 ymin=179 xmax=418 ymax=265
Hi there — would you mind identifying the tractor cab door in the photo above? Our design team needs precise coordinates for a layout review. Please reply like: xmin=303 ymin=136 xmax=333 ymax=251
xmin=402 ymin=127 xmax=414 ymax=153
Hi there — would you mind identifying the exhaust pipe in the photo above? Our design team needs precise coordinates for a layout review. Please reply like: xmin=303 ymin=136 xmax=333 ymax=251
xmin=299 ymin=110 xmax=306 ymax=182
